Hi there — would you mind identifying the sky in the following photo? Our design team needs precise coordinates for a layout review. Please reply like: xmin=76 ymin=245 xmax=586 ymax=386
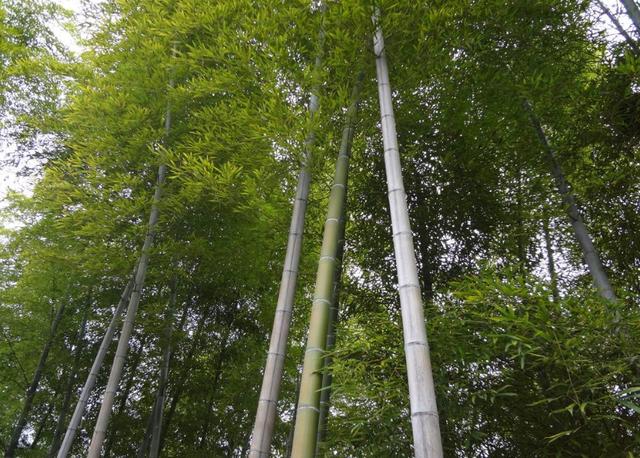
xmin=0 ymin=0 xmax=86 ymax=217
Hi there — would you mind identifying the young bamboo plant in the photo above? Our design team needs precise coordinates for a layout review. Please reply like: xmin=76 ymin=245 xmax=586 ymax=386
xmin=290 ymin=74 xmax=363 ymax=458
xmin=370 ymin=9 xmax=443 ymax=458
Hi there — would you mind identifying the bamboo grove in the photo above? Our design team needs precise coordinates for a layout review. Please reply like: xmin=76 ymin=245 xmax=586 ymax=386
xmin=1 ymin=0 xmax=639 ymax=456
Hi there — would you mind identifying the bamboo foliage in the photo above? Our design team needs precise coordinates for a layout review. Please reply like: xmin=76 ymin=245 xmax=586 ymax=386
xmin=371 ymin=9 xmax=443 ymax=458
xmin=290 ymin=74 xmax=363 ymax=458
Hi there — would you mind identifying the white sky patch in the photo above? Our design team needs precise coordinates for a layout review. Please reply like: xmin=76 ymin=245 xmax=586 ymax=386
xmin=0 ymin=0 xmax=87 ymax=219
xmin=50 ymin=0 xmax=85 ymax=55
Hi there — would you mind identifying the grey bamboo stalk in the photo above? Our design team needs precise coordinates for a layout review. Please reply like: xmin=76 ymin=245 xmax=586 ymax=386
xmin=371 ymin=10 xmax=443 ymax=458
xmin=149 ymin=282 xmax=178 ymax=458
xmin=57 ymin=277 xmax=134 ymax=458
xmin=595 ymin=0 xmax=640 ymax=53
xmin=620 ymin=0 xmax=640 ymax=35
xmin=87 ymin=98 xmax=172 ymax=457
xmin=523 ymin=100 xmax=617 ymax=301
xmin=248 ymin=6 xmax=325 ymax=456
xmin=290 ymin=75 xmax=362 ymax=458
xmin=315 ymin=72 xmax=364 ymax=457
xmin=543 ymin=218 xmax=560 ymax=302
xmin=5 ymin=301 xmax=67 ymax=458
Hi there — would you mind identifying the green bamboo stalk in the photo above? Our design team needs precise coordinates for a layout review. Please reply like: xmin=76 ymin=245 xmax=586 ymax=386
xmin=372 ymin=9 xmax=443 ymax=458
xmin=290 ymin=74 xmax=363 ymax=458
xmin=314 ymin=72 xmax=364 ymax=458
xmin=313 ymin=210 xmax=345 ymax=458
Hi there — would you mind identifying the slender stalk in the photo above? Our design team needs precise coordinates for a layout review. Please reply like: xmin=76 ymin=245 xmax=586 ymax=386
xmin=594 ymin=0 xmax=640 ymax=53
xmin=149 ymin=282 xmax=178 ymax=458
xmin=137 ymin=402 xmax=156 ymax=458
xmin=543 ymin=218 xmax=560 ymax=302
xmin=248 ymin=5 xmax=325 ymax=455
xmin=159 ymin=307 xmax=211 ymax=452
xmin=5 ymin=300 xmax=67 ymax=458
xmin=523 ymin=100 xmax=617 ymax=301
xmin=371 ymin=10 xmax=443 ymax=458
xmin=87 ymin=92 xmax=172 ymax=457
xmin=102 ymin=335 xmax=147 ymax=458
xmin=57 ymin=277 xmax=134 ymax=458
xmin=290 ymin=74 xmax=363 ymax=457
xmin=620 ymin=0 xmax=640 ymax=35
xmin=197 ymin=334 xmax=229 ymax=450
xmin=48 ymin=301 xmax=90 ymax=457
xmin=30 ymin=402 xmax=55 ymax=450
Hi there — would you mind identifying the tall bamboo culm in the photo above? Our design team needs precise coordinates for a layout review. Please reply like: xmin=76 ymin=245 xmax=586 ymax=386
xmin=5 ymin=300 xmax=67 ymax=457
xmin=620 ymin=0 xmax=640 ymax=34
xmin=290 ymin=75 xmax=363 ymax=458
xmin=149 ymin=281 xmax=178 ymax=458
xmin=314 ymin=71 xmax=364 ymax=457
xmin=248 ymin=5 xmax=326 ymax=456
xmin=523 ymin=100 xmax=617 ymax=301
xmin=57 ymin=278 xmax=134 ymax=458
xmin=86 ymin=90 xmax=172 ymax=457
xmin=371 ymin=10 xmax=443 ymax=458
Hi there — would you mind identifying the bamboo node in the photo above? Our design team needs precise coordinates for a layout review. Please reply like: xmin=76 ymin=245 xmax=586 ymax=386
xmin=411 ymin=410 xmax=439 ymax=418
xmin=319 ymin=255 xmax=336 ymax=262
xmin=405 ymin=340 xmax=428 ymax=348
xmin=398 ymin=283 xmax=420 ymax=290
xmin=297 ymin=404 xmax=320 ymax=413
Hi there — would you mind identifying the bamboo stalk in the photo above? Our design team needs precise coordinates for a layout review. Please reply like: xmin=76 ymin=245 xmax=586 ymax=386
xmin=290 ymin=74 xmax=363 ymax=458
xmin=48 ymin=299 xmax=90 ymax=457
xmin=149 ymin=281 xmax=178 ymax=458
xmin=523 ymin=100 xmax=617 ymax=301
xmin=371 ymin=9 xmax=443 ymax=458
xmin=57 ymin=277 xmax=134 ymax=458
xmin=315 ymin=72 xmax=364 ymax=458
xmin=248 ymin=4 xmax=326 ymax=455
xmin=87 ymin=86 xmax=172 ymax=457
xmin=620 ymin=0 xmax=640 ymax=35
xmin=594 ymin=0 xmax=640 ymax=53
xmin=5 ymin=300 xmax=67 ymax=458
xmin=543 ymin=218 xmax=560 ymax=302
